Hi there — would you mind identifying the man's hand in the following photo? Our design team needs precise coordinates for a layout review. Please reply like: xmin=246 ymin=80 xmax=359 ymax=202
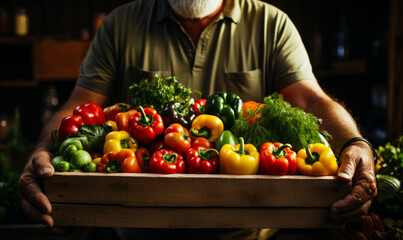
xmin=18 ymin=150 xmax=55 ymax=227
xmin=330 ymin=142 xmax=377 ymax=221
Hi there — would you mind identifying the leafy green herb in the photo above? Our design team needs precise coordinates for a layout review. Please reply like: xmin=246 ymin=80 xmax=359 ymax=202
xmin=376 ymin=136 xmax=403 ymax=180
xmin=129 ymin=75 xmax=195 ymax=114
xmin=0 ymin=152 xmax=22 ymax=223
xmin=230 ymin=93 xmax=327 ymax=151
xmin=66 ymin=124 xmax=113 ymax=152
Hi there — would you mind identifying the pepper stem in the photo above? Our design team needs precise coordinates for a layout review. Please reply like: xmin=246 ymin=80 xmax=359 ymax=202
xmin=138 ymin=106 xmax=151 ymax=126
xmin=273 ymin=143 xmax=292 ymax=158
xmin=238 ymin=137 xmax=245 ymax=155
xmin=177 ymin=98 xmax=194 ymax=114
xmin=190 ymin=127 xmax=211 ymax=139
xmin=163 ymin=153 xmax=178 ymax=163
xmin=118 ymin=103 xmax=128 ymax=112
xmin=121 ymin=138 xmax=135 ymax=149
xmin=305 ymin=144 xmax=319 ymax=165
xmin=105 ymin=160 xmax=121 ymax=173
xmin=199 ymin=148 xmax=219 ymax=160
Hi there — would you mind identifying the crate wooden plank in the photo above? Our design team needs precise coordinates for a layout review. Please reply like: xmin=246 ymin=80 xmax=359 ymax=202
xmin=52 ymin=204 xmax=344 ymax=228
xmin=44 ymin=172 xmax=351 ymax=208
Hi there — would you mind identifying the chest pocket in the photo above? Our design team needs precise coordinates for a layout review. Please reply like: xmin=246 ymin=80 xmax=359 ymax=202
xmin=224 ymin=69 xmax=263 ymax=102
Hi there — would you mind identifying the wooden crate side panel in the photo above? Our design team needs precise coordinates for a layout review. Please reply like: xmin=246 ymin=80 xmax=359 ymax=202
xmin=44 ymin=173 xmax=351 ymax=208
xmin=52 ymin=204 xmax=344 ymax=229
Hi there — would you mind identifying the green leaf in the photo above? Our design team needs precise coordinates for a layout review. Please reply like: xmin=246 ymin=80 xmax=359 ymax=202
xmin=129 ymin=75 xmax=193 ymax=114
xmin=66 ymin=124 xmax=112 ymax=152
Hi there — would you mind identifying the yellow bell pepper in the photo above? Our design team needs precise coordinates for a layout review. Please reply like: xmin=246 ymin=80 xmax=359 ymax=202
xmin=190 ymin=114 xmax=224 ymax=142
xmin=93 ymin=157 xmax=101 ymax=165
xmin=220 ymin=137 xmax=260 ymax=175
xmin=297 ymin=143 xmax=338 ymax=176
xmin=105 ymin=120 xmax=118 ymax=131
xmin=103 ymin=131 xmax=138 ymax=154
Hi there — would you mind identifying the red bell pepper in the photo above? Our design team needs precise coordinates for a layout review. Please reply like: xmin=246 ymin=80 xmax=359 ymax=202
xmin=164 ymin=123 xmax=191 ymax=154
xmin=192 ymin=99 xmax=207 ymax=115
xmin=191 ymin=137 xmax=213 ymax=148
xmin=185 ymin=146 xmax=219 ymax=174
xmin=97 ymin=148 xmax=141 ymax=173
xmin=73 ymin=102 xmax=106 ymax=125
xmin=58 ymin=102 xmax=106 ymax=140
xmin=150 ymin=140 xmax=170 ymax=153
xmin=136 ymin=147 xmax=151 ymax=173
xmin=259 ymin=142 xmax=297 ymax=175
xmin=149 ymin=149 xmax=185 ymax=174
xmin=58 ymin=115 xmax=84 ymax=140
xmin=129 ymin=106 xmax=164 ymax=144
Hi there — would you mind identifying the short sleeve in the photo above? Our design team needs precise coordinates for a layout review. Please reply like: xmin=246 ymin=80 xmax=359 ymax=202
xmin=76 ymin=14 xmax=118 ymax=97
xmin=271 ymin=12 xmax=315 ymax=92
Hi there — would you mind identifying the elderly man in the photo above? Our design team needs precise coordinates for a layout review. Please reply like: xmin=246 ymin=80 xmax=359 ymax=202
xmin=18 ymin=0 xmax=377 ymax=239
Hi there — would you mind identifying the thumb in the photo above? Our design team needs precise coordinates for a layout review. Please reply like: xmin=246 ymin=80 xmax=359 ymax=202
xmin=33 ymin=151 xmax=55 ymax=178
xmin=337 ymin=150 xmax=357 ymax=182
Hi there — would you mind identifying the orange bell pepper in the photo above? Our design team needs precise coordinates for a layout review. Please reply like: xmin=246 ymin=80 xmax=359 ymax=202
xmin=98 ymin=149 xmax=141 ymax=173
xmin=103 ymin=103 xmax=131 ymax=121
xmin=242 ymin=101 xmax=265 ymax=123
xmin=115 ymin=109 xmax=137 ymax=132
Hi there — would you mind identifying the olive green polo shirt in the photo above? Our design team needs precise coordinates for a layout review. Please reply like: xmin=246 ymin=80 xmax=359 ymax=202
xmin=77 ymin=0 xmax=315 ymax=103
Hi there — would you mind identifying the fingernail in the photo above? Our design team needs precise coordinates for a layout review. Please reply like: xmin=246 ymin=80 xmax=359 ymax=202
xmin=338 ymin=172 xmax=350 ymax=180
xmin=41 ymin=167 xmax=52 ymax=175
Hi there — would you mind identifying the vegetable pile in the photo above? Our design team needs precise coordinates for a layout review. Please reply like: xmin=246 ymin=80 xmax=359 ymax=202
xmin=50 ymin=75 xmax=338 ymax=176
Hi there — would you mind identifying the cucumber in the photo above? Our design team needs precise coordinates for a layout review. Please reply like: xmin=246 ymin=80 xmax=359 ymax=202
xmin=376 ymin=174 xmax=401 ymax=194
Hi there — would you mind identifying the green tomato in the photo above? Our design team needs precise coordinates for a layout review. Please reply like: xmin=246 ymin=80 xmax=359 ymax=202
xmin=56 ymin=161 xmax=71 ymax=172
xmin=59 ymin=138 xmax=83 ymax=156
xmin=69 ymin=150 xmax=92 ymax=169
xmin=63 ymin=145 xmax=79 ymax=161
xmin=50 ymin=155 xmax=64 ymax=168
xmin=68 ymin=169 xmax=82 ymax=172
xmin=82 ymin=162 xmax=97 ymax=172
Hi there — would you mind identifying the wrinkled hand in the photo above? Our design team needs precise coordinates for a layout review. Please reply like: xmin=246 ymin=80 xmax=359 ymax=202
xmin=18 ymin=150 xmax=55 ymax=227
xmin=331 ymin=141 xmax=377 ymax=221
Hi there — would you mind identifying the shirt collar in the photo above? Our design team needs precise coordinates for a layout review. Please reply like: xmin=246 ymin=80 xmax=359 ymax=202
xmin=155 ymin=0 xmax=241 ymax=24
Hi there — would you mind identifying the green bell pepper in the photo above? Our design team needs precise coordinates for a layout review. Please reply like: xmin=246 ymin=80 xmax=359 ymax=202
xmin=205 ymin=92 xmax=243 ymax=130
xmin=215 ymin=130 xmax=240 ymax=151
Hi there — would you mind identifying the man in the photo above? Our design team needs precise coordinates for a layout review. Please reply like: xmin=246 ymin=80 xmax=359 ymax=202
xmin=18 ymin=0 xmax=377 ymax=238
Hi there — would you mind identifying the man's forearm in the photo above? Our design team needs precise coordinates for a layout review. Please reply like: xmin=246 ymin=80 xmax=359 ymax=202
xmin=305 ymin=97 xmax=362 ymax=154
xmin=33 ymin=107 xmax=73 ymax=154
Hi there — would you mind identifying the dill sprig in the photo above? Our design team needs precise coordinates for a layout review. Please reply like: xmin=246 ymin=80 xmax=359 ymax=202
xmin=230 ymin=93 xmax=328 ymax=151
xmin=129 ymin=75 xmax=193 ymax=114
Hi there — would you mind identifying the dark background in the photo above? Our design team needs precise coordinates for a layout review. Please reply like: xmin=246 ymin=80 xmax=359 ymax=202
xmin=0 ymin=0 xmax=399 ymax=239
xmin=0 ymin=0 xmax=391 ymax=148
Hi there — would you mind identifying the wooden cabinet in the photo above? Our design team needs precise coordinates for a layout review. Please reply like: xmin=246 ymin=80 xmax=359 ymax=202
xmin=33 ymin=38 xmax=90 ymax=80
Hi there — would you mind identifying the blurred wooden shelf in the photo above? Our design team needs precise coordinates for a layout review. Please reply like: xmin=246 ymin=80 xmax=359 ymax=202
xmin=0 ymin=80 xmax=38 ymax=87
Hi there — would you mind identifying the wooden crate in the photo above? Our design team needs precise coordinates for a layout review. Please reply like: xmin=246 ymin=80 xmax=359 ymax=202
xmin=44 ymin=173 xmax=351 ymax=229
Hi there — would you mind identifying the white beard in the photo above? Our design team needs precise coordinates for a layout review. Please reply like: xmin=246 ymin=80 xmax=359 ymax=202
xmin=167 ymin=0 xmax=223 ymax=19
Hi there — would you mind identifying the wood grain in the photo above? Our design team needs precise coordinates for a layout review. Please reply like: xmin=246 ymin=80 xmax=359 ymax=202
xmin=44 ymin=172 xmax=351 ymax=208
xmin=52 ymin=204 xmax=344 ymax=228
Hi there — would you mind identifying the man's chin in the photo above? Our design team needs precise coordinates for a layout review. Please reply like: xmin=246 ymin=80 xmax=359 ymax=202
xmin=167 ymin=0 xmax=223 ymax=19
